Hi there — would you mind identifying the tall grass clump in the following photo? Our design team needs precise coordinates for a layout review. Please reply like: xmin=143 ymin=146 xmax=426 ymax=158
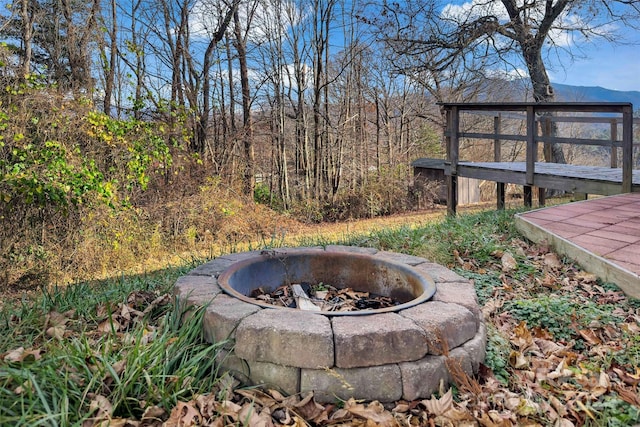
xmin=0 ymin=266 xmax=225 ymax=426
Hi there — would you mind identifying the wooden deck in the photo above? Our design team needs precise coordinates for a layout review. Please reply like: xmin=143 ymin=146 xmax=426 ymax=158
xmin=413 ymin=159 xmax=640 ymax=197
xmin=414 ymin=102 xmax=637 ymax=214
xmin=457 ymin=161 xmax=640 ymax=194
xmin=412 ymin=102 xmax=640 ymax=296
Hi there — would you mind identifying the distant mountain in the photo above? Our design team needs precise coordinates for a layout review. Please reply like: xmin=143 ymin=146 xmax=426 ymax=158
xmin=552 ymin=83 xmax=640 ymax=110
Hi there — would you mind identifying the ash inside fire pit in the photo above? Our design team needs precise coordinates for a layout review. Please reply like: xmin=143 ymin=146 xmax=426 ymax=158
xmin=217 ymin=248 xmax=436 ymax=315
xmin=251 ymin=282 xmax=400 ymax=312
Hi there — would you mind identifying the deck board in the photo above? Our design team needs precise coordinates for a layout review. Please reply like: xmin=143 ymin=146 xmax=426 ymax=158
xmin=412 ymin=159 xmax=640 ymax=196
xmin=462 ymin=162 xmax=640 ymax=184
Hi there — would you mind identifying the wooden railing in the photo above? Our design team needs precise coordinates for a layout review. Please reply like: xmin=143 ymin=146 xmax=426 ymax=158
xmin=441 ymin=102 xmax=636 ymax=215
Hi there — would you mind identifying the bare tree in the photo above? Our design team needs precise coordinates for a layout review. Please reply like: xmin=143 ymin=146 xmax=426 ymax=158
xmin=3 ymin=0 xmax=100 ymax=93
xmin=99 ymin=0 xmax=118 ymax=115
xmin=284 ymin=0 xmax=312 ymax=202
xmin=372 ymin=0 xmax=640 ymax=163
xmin=233 ymin=2 xmax=257 ymax=196
xmin=19 ymin=0 xmax=37 ymax=77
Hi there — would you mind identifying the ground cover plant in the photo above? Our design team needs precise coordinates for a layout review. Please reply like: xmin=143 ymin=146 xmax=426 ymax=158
xmin=1 ymin=208 xmax=639 ymax=426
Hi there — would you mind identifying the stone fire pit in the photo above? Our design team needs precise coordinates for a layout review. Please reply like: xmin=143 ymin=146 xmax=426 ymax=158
xmin=173 ymin=246 xmax=486 ymax=403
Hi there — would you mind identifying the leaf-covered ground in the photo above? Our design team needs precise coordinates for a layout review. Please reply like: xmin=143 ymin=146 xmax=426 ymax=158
xmin=1 ymin=209 xmax=639 ymax=426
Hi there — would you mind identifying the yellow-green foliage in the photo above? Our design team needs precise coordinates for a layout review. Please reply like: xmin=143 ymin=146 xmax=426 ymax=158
xmin=0 ymin=72 xmax=181 ymax=287
xmin=0 ymin=74 xmax=291 ymax=287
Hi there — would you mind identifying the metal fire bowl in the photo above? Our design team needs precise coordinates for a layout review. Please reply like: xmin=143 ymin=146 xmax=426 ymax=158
xmin=217 ymin=249 xmax=436 ymax=316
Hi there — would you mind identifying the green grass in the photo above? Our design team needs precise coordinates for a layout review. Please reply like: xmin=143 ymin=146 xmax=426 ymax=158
xmin=0 ymin=267 xmax=225 ymax=426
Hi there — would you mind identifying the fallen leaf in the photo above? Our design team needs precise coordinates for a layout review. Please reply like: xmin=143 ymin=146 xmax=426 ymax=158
xmin=164 ymin=401 xmax=201 ymax=427
xmin=622 ymin=322 xmax=640 ymax=334
xmin=614 ymin=384 xmax=640 ymax=406
xmin=501 ymin=252 xmax=517 ymax=272
xmin=509 ymin=351 xmax=529 ymax=370
xmin=45 ymin=311 xmax=70 ymax=339
xmin=421 ymin=388 xmax=453 ymax=416
xmin=97 ymin=318 xmax=121 ymax=334
xmin=89 ymin=395 xmax=113 ymax=419
xmin=141 ymin=294 xmax=171 ymax=315
xmin=547 ymin=395 xmax=568 ymax=418
xmin=4 ymin=347 xmax=25 ymax=362
xmin=236 ymin=388 xmax=278 ymax=408
xmin=343 ymin=399 xmax=398 ymax=427
xmin=453 ymin=249 xmax=465 ymax=265
xmin=140 ymin=405 xmax=166 ymax=426
xmin=574 ymin=271 xmax=597 ymax=283
xmin=293 ymin=392 xmax=327 ymax=422
xmin=217 ymin=399 xmax=243 ymax=420
xmin=391 ymin=403 xmax=410 ymax=413
xmin=512 ymin=321 xmax=534 ymax=350
xmin=543 ymin=253 xmax=563 ymax=270
xmin=477 ymin=410 xmax=512 ymax=427
xmin=578 ymin=329 xmax=601 ymax=346
xmin=46 ymin=324 xmax=66 ymax=339
xmin=46 ymin=311 xmax=70 ymax=328
xmin=539 ymin=273 xmax=559 ymax=289
xmin=238 ymin=402 xmax=274 ymax=427
xmin=547 ymin=358 xmax=574 ymax=380
xmin=267 ymin=388 xmax=285 ymax=402
xmin=514 ymin=398 xmax=539 ymax=417
xmin=611 ymin=364 xmax=640 ymax=386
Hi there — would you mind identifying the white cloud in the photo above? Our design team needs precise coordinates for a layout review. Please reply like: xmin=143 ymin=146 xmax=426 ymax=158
xmin=187 ymin=0 xmax=301 ymax=44
xmin=441 ymin=0 xmax=507 ymax=22
xmin=440 ymin=1 xmax=615 ymax=48
xmin=483 ymin=67 xmax=528 ymax=81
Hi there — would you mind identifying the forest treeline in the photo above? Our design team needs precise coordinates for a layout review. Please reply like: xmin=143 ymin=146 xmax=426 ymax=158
xmin=1 ymin=0 xmax=639 ymax=287
xmin=1 ymin=0 xmax=455 ymax=210
xmin=2 ymin=0 xmax=538 ymax=210
xmin=0 ymin=0 xmax=457 ymax=287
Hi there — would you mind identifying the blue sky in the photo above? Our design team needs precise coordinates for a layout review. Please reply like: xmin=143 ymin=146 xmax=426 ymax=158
xmin=547 ymin=43 xmax=640 ymax=92
xmin=441 ymin=0 xmax=640 ymax=93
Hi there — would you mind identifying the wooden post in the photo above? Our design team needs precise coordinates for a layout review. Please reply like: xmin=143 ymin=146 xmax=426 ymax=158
xmin=543 ymin=117 xmax=552 ymax=162
xmin=493 ymin=115 xmax=501 ymax=162
xmin=494 ymin=115 xmax=505 ymax=210
xmin=622 ymin=106 xmax=633 ymax=193
xmin=610 ymin=119 xmax=618 ymax=168
xmin=497 ymin=183 xmax=505 ymax=210
xmin=539 ymin=115 xmax=552 ymax=207
xmin=524 ymin=106 xmax=536 ymax=208
xmin=447 ymin=174 xmax=458 ymax=216
xmin=524 ymin=186 xmax=533 ymax=208
xmin=538 ymin=187 xmax=546 ymax=207
xmin=446 ymin=106 xmax=459 ymax=216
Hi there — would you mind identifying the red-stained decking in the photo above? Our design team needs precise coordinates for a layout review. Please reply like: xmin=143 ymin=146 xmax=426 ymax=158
xmin=515 ymin=193 xmax=640 ymax=299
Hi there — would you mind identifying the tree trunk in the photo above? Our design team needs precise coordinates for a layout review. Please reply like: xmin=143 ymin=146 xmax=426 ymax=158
xmin=193 ymin=0 xmax=238 ymax=154
xmin=521 ymin=40 xmax=566 ymax=165
xmin=20 ymin=0 xmax=34 ymax=78
xmin=102 ymin=0 xmax=117 ymax=116
xmin=234 ymin=9 xmax=255 ymax=197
